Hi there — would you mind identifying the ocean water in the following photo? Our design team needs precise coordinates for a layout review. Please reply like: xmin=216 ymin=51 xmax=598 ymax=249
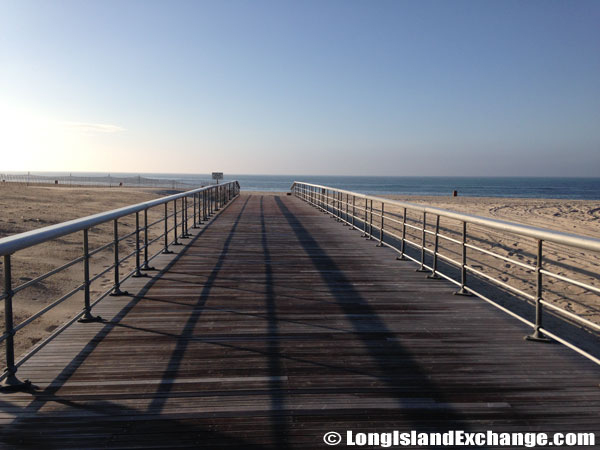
xmin=8 ymin=172 xmax=600 ymax=200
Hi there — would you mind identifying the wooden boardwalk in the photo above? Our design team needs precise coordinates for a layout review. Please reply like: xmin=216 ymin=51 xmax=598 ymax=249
xmin=1 ymin=193 xmax=598 ymax=448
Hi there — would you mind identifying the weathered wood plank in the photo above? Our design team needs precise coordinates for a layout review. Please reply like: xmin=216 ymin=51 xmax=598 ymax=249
xmin=0 ymin=193 xmax=598 ymax=448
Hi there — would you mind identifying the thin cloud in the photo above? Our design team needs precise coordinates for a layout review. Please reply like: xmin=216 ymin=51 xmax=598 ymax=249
xmin=62 ymin=121 xmax=125 ymax=134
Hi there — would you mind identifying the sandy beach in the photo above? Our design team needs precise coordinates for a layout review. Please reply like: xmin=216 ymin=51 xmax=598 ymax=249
xmin=376 ymin=194 xmax=600 ymax=328
xmin=1 ymin=186 xmax=599 ymax=359
xmin=0 ymin=184 xmax=184 ymax=358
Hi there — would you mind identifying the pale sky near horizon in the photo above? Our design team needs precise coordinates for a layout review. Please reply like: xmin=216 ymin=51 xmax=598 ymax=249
xmin=1 ymin=0 xmax=599 ymax=176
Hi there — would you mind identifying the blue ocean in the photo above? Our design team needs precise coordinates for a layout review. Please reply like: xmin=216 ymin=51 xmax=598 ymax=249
xmin=7 ymin=172 xmax=600 ymax=200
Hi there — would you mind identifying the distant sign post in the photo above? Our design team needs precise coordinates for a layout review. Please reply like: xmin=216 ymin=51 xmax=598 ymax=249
xmin=212 ymin=172 xmax=223 ymax=185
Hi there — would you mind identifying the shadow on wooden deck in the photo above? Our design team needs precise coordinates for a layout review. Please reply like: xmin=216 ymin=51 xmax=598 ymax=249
xmin=0 ymin=194 xmax=598 ymax=449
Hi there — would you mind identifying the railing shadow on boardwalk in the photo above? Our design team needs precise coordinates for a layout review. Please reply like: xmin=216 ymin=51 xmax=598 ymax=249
xmin=1 ymin=193 xmax=548 ymax=447
xmin=0 ymin=198 xmax=268 ymax=448
xmin=337 ymin=205 xmax=600 ymax=362
xmin=272 ymin=197 xmax=536 ymax=429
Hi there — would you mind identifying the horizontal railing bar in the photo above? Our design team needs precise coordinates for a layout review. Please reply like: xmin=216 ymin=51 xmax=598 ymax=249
xmin=12 ymin=283 xmax=85 ymax=334
xmin=465 ymin=265 xmax=536 ymax=300
xmin=3 ymin=283 xmax=118 ymax=381
xmin=432 ymin=269 xmax=462 ymax=286
xmin=403 ymin=222 xmax=423 ymax=232
xmin=0 ymin=181 xmax=239 ymax=255
xmin=295 ymin=183 xmax=600 ymax=368
xmin=435 ymin=252 xmax=461 ymax=268
xmin=145 ymin=233 xmax=166 ymax=248
xmin=538 ymin=328 xmax=600 ymax=366
xmin=465 ymin=243 xmax=537 ymax=271
xmin=148 ymin=216 xmax=166 ymax=228
xmin=402 ymin=238 xmax=423 ymax=249
xmin=117 ymin=229 xmax=138 ymax=242
xmin=0 ymin=184 xmax=240 ymax=383
xmin=539 ymin=269 xmax=600 ymax=295
xmin=12 ymin=255 xmax=85 ymax=294
xmin=88 ymin=264 xmax=116 ymax=284
xmin=6 ymin=219 xmax=182 ymax=376
xmin=464 ymin=285 xmax=536 ymax=328
xmin=539 ymin=299 xmax=600 ymax=331
xmin=378 ymin=215 xmax=403 ymax=227
xmin=89 ymin=240 xmax=115 ymax=257
xmin=119 ymin=249 xmax=137 ymax=265
xmin=437 ymin=233 xmax=462 ymax=245
xmin=292 ymin=182 xmax=600 ymax=252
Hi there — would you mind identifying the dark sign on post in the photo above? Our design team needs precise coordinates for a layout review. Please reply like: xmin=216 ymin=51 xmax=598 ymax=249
xmin=212 ymin=172 xmax=224 ymax=184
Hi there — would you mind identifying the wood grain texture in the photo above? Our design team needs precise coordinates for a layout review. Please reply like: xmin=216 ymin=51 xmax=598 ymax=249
xmin=0 ymin=194 xmax=598 ymax=449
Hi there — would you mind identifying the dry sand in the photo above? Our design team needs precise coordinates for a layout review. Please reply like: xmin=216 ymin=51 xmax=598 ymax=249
xmin=0 ymin=184 xmax=184 ymax=358
xmin=374 ymin=194 xmax=600 ymax=327
xmin=1 ymin=186 xmax=599 ymax=361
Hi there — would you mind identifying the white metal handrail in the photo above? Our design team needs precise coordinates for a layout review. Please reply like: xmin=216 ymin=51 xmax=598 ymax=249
xmin=291 ymin=181 xmax=600 ymax=366
xmin=292 ymin=182 xmax=600 ymax=252
xmin=0 ymin=181 xmax=240 ymax=390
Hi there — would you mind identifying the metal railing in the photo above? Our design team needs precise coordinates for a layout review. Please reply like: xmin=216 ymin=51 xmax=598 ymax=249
xmin=291 ymin=182 xmax=600 ymax=366
xmin=0 ymin=181 xmax=240 ymax=390
xmin=0 ymin=172 xmax=207 ymax=189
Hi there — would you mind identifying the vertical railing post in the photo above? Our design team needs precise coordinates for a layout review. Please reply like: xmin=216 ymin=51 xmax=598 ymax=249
xmin=352 ymin=196 xmax=356 ymax=229
xmin=173 ymin=200 xmax=180 ymax=245
xmin=79 ymin=229 xmax=101 ymax=322
xmin=199 ymin=191 xmax=203 ymax=221
xmin=163 ymin=202 xmax=172 ymax=254
xmin=368 ymin=200 xmax=373 ymax=239
xmin=344 ymin=194 xmax=349 ymax=225
xmin=184 ymin=197 xmax=189 ymax=236
xmin=398 ymin=207 xmax=407 ymax=260
xmin=215 ymin=186 xmax=220 ymax=211
xmin=377 ymin=202 xmax=384 ymax=246
xmin=193 ymin=193 xmax=198 ymax=228
xmin=526 ymin=240 xmax=551 ymax=342
xmin=110 ymin=219 xmax=128 ymax=295
xmin=0 ymin=254 xmax=30 ymax=390
xmin=133 ymin=211 xmax=144 ymax=277
xmin=180 ymin=197 xmax=187 ymax=238
xmin=454 ymin=221 xmax=471 ymax=295
xmin=361 ymin=198 xmax=368 ymax=237
xmin=142 ymin=208 xmax=154 ymax=269
xmin=427 ymin=215 xmax=441 ymax=279
xmin=416 ymin=211 xmax=428 ymax=272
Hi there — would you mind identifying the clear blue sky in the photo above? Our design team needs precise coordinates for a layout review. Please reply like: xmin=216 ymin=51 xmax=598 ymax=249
xmin=1 ymin=0 xmax=599 ymax=176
